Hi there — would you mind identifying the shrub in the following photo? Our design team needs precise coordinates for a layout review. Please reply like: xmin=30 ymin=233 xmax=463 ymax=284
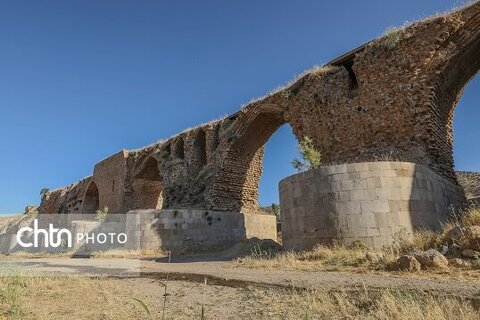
xmin=271 ymin=203 xmax=280 ymax=220
xmin=291 ymin=136 xmax=321 ymax=172
xmin=462 ymin=206 xmax=480 ymax=226
xmin=95 ymin=207 xmax=109 ymax=222
xmin=412 ymin=230 xmax=442 ymax=251
xmin=281 ymin=89 xmax=293 ymax=99
xmin=380 ymin=26 xmax=407 ymax=50
xmin=390 ymin=227 xmax=414 ymax=254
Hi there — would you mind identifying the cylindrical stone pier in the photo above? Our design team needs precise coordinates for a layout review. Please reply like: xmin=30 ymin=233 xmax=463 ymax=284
xmin=279 ymin=161 xmax=465 ymax=250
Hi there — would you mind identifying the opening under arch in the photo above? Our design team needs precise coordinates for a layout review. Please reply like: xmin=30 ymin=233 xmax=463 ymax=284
xmin=131 ymin=156 xmax=164 ymax=209
xmin=190 ymin=130 xmax=207 ymax=176
xmin=258 ymin=124 xmax=298 ymax=214
xmin=453 ymin=74 xmax=480 ymax=202
xmin=173 ymin=138 xmax=185 ymax=159
xmin=82 ymin=181 xmax=99 ymax=213
xmin=212 ymin=107 xmax=296 ymax=213
xmin=429 ymin=23 xmax=480 ymax=181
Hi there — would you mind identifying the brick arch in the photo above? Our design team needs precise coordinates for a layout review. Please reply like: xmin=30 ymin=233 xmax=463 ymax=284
xmin=189 ymin=130 xmax=207 ymax=176
xmin=130 ymin=155 xmax=164 ymax=210
xmin=173 ymin=137 xmax=185 ymax=159
xmin=211 ymin=103 xmax=294 ymax=212
xmin=81 ymin=181 xmax=99 ymax=213
xmin=426 ymin=4 xmax=480 ymax=182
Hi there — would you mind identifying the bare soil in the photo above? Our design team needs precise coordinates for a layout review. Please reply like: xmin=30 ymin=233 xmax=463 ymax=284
xmin=2 ymin=256 xmax=479 ymax=299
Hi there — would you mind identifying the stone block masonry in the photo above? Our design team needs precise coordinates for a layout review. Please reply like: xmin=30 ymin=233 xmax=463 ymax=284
xmin=279 ymin=162 xmax=465 ymax=250
xmin=125 ymin=209 xmax=277 ymax=253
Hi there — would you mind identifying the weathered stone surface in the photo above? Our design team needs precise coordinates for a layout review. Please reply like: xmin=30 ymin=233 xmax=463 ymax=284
xmin=24 ymin=206 xmax=38 ymax=215
xmin=446 ymin=226 xmax=464 ymax=242
xmin=413 ymin=249 xmax=449 ymax=269
xmin=457 ymin=172 xmax=480 ymax=200
xmin=461 ymin=249 xmax=480 ymax=259
xmin=224 ymin=237 xmax=282 ymax=259
xmin=125 ymin=210 xmax=278 ymax=253
xmin=470 ymin=239 xmax=480 ymax=251
xmin=392 ymin=255 xmax=421 ymax=272
xmin=448 ymin=243 xmax=461 ymax=255
xmin=448 ymin=258 xmax=472 ymax=268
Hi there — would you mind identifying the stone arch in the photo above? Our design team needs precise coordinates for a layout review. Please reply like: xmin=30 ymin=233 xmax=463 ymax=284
xmin=82 ymin=181 xmax=99 ymax=213
xmin=212 ymin=104 xmax=293 ymax=212
xmin=190 ymin=130 xmax=207 ymax=176
xmin=426 ymin=3 xmax=480 ymax=182
xmin=210 ymin=125 xmax=220 ymax=153
xmin=159 ymin=143 xmax=171 ymax=161
xmin=173 ymin=138 xmax=185 ymax=159
xmin=130 ymin=156 xmax=163 ymax=209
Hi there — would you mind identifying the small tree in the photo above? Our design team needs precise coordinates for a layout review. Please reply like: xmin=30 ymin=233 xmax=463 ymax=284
xmin=291 ymin=136 xmax=321 ymax=172
xmin=271 ymin=203 xmax=280 ymax=222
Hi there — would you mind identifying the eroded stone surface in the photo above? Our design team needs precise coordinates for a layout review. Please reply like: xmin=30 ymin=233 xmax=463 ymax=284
xmin=392 ymin=255 xmax=421 ymax=272
xmin=457 ymin=171 xmax=480 ymax=202
xmin=413 ymin=249 xmax=449 ymax=269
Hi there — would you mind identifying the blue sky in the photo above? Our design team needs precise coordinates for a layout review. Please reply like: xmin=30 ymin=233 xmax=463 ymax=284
xmin=0 ymin=0 xmax=478 ymax=214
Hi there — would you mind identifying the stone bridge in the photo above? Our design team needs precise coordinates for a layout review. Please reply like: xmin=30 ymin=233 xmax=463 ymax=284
xmin=39 ymin=3 xmax=480 ymax=249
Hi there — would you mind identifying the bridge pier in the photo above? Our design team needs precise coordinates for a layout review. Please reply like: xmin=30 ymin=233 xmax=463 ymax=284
xmin=279 ymin=161 xmax=466 ymax=250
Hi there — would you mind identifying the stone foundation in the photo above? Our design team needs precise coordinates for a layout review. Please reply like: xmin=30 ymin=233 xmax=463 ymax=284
xmin=279 ymin=161 xmax=465 ymax=250
xmin=0 ymin=211 xmax=276 ymax=255
xmin=125 ymin=209 xmax=277 ymax=253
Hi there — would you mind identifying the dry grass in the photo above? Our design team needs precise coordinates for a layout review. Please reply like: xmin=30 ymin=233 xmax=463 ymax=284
xmin=0 ymin=273 xmax=478 ymax=319
xmin=0 ymin=274 xmax=151 ymax=319
xmin=1 ymin=251 xmax=71 ymax=259
xmin=366 ymin=0 xmax=479 ymax=53
xmin=90 ymin=248 xmax=166 ymax=258
xmin=0 ymin=214 xmax=33 ymax=232
xmin=0 ymin=248 xmax=166 ymax=260
xmin=238 ymin=64 xmax=337 ymax=108
xmin=419 ymin=0 xmax=478 ymax=22
xmin=462 ymin=206 xmax=480 ymax=226
xmin=239 ymin=206 xmax=480 ymax=276
xmin=239 ymin=243 xmax=396 ymax=273
xmin=379 ymin=26 xmax=408 ymax=50
xmin=253 ymin=287 xmax=480 ymax=320
xmin=406 ymin=206 xmax=480 ymax=252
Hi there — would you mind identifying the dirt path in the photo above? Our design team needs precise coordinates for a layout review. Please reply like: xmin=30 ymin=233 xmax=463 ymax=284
xmin=2 ymin=256 xmax=479 ymax=299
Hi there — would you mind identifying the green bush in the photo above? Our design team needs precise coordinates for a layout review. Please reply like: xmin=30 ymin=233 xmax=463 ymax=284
xmin=291 ymin=137 xmax=321 ymax=172
xmin=95 ymin=207 xmax=109 ymax=222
